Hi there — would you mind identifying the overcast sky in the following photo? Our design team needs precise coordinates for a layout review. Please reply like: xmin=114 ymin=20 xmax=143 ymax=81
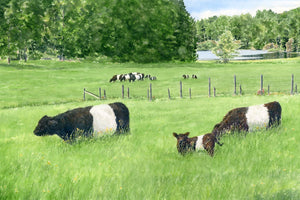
xmin=183 ymin=0 xmax=300 ymax=20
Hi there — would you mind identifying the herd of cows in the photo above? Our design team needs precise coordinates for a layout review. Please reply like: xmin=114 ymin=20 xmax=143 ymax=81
xmin=109 ymin=72 xmax=157 ymax=82
xmin=34 ymin=101 xmax=281 ymax=156
xmin=109 ymin=73 xmax=199 ymax=82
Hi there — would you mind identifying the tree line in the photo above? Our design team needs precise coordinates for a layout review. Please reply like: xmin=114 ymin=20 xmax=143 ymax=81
xmin=196 ymin=8 xmax=300 ymax=51
xmin=0 ymin=0 xmax=197 ymax=63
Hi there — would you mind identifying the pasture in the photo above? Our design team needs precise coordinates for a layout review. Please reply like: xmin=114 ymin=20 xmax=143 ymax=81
xmin=1 ymin=59 xmax=300 ymax=199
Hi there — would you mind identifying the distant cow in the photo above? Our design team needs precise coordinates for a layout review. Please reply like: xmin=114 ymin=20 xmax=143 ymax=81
xmin=182 ymin=75 xmax=189 ymax=79
xmin=34 ymin=102 xmax=130 ymax=141
xmin=212 ymin=101 xmax=281 ymax=138
xmin=150 ymin=76 xmax=157 ymax=81
xmin=192 ymin=74 xmax=198 ymax=79
xmin=110 ymin=74 xmax=124 ymax=82
xmin=173 ymin=132 xmax=223 ymax=156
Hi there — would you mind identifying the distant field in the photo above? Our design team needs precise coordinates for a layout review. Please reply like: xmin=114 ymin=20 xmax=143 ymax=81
xmin=1 ymin=59 xmax=300 ymax=199
xmin=0 ymin=58 xmax=299 ymax=108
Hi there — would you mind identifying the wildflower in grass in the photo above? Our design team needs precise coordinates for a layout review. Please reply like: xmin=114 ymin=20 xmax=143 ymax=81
xmin=19 ymin=153 xmax=23 ymax=157
xmin=47 ymin=161 xmax=51 ymax=165
xmin=15 ymin=188 xmax=18 ymax=193
xmin=120 ymin=187 xmax=122 ymax=190
xmin=283 ymin=169 xmax=287 ymax=171
xmin=72 ymin=176 xmax=78 ymax=183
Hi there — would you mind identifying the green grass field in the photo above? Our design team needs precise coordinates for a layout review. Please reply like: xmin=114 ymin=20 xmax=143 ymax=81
xmin=1 ymin=59 xmax=300 ymax=199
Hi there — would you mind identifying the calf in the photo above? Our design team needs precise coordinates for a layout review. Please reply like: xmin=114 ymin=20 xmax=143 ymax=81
xmin=212 ymin=101 xmax=281 ymax=138
xmin=34 ymin=102 xmax=130 ymax=141
xmin=173 ymin=132 xmax=223 ymax=156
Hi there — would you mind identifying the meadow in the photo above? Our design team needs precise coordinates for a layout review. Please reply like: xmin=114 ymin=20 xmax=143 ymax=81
xmin=0 ymin=59 xmax=300 ymax=199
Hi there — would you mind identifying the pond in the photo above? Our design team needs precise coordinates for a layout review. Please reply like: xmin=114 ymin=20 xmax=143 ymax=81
xmin=197 ymin=50 xmax=300 ymax=61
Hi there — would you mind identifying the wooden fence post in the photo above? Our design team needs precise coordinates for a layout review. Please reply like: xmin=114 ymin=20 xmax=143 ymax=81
xmin=99 ymin=88 xmax=101 ymax=100
xmin=104 ymin=89 xmax=106 ymax=99
xmin=268 ymin=85 xmax=270 ymax=95
xmin=208 ymin=77 xmax=211 ymax=97
xmin=180 ymin=81 xmax=183 ymax=98
xmin=214 ymin=87 xmax=216 ymax=97
xmin=168 ymin=88 xmax=171 ymax=99
xmin=239 ymin=85 xmax=242 ymax=95
xmin=291 ymin=74 xmax=294 ymax=95
xmin=189 ymin=88 xmax=191 ymax=99
xmin=83 ymin=88 xmax=86 ymax=101
xmin=295 ymin=84 xmax=298 ymax=94
xmin=127 ymin=87 xmax=130 ymax=99
xmin=122 ymin=85 xmax=124 ymax=99
xmin=234 ymin=75 xmax=237 ymax=95
xmin=260 ymin=74 xmax=263 ymax=93
xmin=149 ymin=83 xmax=152 ymax=101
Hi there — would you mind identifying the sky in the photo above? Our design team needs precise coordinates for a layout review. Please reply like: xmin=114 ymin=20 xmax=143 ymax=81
xmin=183 ymin=0 xmax=300 ymax=20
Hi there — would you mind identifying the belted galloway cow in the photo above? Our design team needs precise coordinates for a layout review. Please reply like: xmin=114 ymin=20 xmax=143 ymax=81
xmin=34 ymin=102 xmax=130 ymax=141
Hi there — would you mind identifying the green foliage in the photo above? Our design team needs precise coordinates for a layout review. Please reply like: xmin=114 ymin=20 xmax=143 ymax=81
xmin=212 ymin=31 xmax=240 ymax=63
xmin=196 ymin=7 xmax=300 ymax=51
xmin=197 ymin=40 xmax=217 ymax=50
xmin=0 ymin=0 xmax=197 ymax=62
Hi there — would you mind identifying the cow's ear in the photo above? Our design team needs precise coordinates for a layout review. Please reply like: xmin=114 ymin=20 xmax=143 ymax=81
xmin=173 ymin=132 xmax=178 ymax=138
xmin=184 ymin=132 xmax=190 ymax=136
xmin=48 ymin=120 xmax=58 ymax=127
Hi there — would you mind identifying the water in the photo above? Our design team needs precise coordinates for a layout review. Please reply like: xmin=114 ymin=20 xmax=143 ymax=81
xmin=197 ymin=50 xmax=300 ymax=61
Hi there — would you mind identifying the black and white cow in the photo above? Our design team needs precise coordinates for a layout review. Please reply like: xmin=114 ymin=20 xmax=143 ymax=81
xmin=34 ymin=102 xmax=130 ymax=141
xmin=182 ymin=75 xmax=189 ymax=79
xmin=192 ymin=74 xmax=198 ymax=79
xmin=173 ymin=132 xmax=223 ymax=156
xmin=149 ymin=76 xmax=157 ymax=81
xmin=109 ymin=74 xmax=124 ymax=82
xmin=132 ymin=72 xmax=145 ymax=81
xmin=120 ymin=73 xmax=136 ymax=82
xmin=212 ymin=101 xmax=282 ymax=138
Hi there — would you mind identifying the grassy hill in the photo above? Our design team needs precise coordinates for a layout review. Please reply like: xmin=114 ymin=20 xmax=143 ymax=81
xmin=0 ymin=59 xmax=300 ymax=199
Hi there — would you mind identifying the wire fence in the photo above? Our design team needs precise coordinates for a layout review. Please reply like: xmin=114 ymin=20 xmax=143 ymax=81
xmin=83 ymin=74 xmax=298 ymax=101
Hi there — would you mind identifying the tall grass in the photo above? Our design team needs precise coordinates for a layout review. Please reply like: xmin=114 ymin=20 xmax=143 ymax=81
xmin=1 ymin=59 xmax=300 ymax=199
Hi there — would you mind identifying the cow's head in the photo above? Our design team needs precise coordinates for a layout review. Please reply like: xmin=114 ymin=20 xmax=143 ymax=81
xmin=201 ymin=133 xmax=223 ymax=156
xmin=34 ymin=115 xmax=58 ymax=136
xmin=173 ymin=132 xmax=195 ymax=155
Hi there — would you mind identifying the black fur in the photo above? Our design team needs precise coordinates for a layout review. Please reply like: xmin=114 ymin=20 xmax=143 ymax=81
xmin=34 ymin=102 xmax=130 ymax=140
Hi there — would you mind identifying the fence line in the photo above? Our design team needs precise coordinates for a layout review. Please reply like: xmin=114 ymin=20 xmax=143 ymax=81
xmin=83 ymin=74 xmax=297 ymax=101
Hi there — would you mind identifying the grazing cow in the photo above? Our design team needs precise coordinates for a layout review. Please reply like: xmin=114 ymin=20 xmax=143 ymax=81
xmin=109 ymin=74 xmax=124 ymax=82
xmin=192 ymin=74 xmax=198 ymax=79
xmin=120 ymin=73 xmax=135 ymax=82
xmin=173 ymin=132 xmax=223 ymax=156
xmin=182 ymin=75 xmax=189 ymax=79
xmin=132 ymin=72 xmax=145 ymax=80
xmin=212 ymin=101 xmax=281 ymax=138
xmin=150 ymin=76 xmax=157 ymax=81
xmin=34 ymin=102 xmax=130 ymax=141
xmin=134 ymin=74 xmax=143 ymax=81
xmin=145 ymin=74 xmax=151 ymax=79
